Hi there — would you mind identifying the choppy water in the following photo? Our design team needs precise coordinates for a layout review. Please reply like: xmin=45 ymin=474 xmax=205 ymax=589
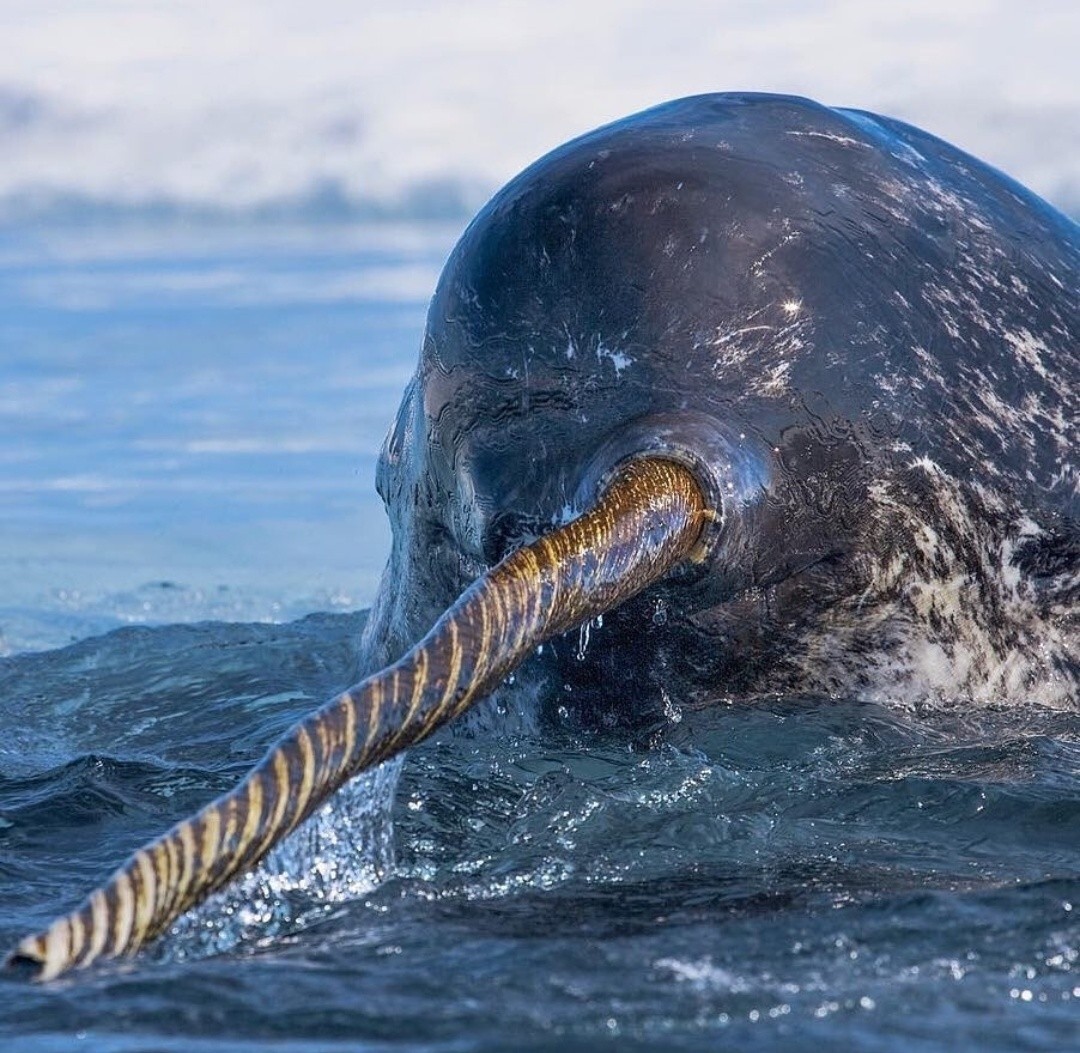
xmin=1 ymin=223 xmax=1078 ymax=1050
xmin=2 ymin=616 xmax=1079 ymax=1051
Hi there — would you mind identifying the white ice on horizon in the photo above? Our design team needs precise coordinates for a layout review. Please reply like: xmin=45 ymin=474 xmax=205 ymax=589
xmin=0 ymin=0 xmax=1076 ymax=219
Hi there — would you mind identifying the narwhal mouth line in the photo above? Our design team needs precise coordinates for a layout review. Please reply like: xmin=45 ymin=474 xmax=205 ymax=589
xmin=6 ymin=455 xmax=711 ymax=982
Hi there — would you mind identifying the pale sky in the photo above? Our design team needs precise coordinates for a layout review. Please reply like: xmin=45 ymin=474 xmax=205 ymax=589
xmin=0 ymin=1 xmax=1076 ymax=214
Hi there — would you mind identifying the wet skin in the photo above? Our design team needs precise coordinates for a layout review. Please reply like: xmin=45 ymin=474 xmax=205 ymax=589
xmin=367 ymin=92 xmax=1078 ymax=712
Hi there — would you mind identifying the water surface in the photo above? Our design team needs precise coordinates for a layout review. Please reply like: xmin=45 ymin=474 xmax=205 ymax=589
xmin=0 ymin=221 xmax=452 ymax=653
xmin=2 ymin=616 xmax=1078 ymax=1051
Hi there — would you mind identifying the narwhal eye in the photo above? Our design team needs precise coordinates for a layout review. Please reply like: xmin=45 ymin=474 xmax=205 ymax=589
xmin=376 ymin=377 xmax=420 ymax=506
xmin=374 ymin=447 xmax=393 ymax=506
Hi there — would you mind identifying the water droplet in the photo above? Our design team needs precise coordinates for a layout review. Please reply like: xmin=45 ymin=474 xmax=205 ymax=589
xmin=575 ymin=622 xmax=589 ymax=659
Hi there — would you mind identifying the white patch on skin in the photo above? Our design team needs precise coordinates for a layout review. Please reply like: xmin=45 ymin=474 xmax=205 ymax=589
xmin=706 ymin=299 xmax=809 ymax=396
xmin=750 ymin=222 xmax=801 ymax=278
xmin=785 ymin=130 xmax=866 ymax=148
xmin=874 ymin=370 xmax=924 ymax=398
xmin=684 ymin=143 xmax=1072 ymax=709
xmin=998 ymin=516 xmax=1043 ymax=599
xmin=759 ymin=360 xmax=792 ymax=394
xmin=899 ymin=235 xmax=1073 ymax=493
xmin=710 ymin=322 xmax=775 ymax=366
xmin=1003 ymin=328 xmax=1051 ymax=379
xmin=868 ymin=167 xmax=1073 ymax=511
xmin=794 ymin=459 xmax=1078 ymax=708
xmin=596 ymin=341 xmax=631 ymax=375
xmin=910 ymin=345 xmax=947 ymax=392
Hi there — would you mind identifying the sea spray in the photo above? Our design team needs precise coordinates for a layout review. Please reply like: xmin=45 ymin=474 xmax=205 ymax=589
xmin=157 ymin=758 xmax=403 ymax=963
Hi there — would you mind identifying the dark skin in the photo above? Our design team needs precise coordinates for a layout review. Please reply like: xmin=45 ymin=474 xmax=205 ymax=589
xmin=378 ymin=93 xmax=1074 ymax=709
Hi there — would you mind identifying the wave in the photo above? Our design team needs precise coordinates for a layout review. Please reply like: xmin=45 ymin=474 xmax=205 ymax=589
xmin=1 ymin=2 xmax=1077 ymax=225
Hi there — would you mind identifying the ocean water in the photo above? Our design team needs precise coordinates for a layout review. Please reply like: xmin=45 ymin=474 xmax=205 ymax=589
xmin=0 ymin=221 xmax=453 ymax=655
xmin=2 ymin=3 xmax=1079 ymax=1043
xmin=2 ymin=616 xmax=1079 ymax=1050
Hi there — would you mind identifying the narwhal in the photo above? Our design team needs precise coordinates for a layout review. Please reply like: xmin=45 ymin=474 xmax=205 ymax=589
xmin=9 ymin=92 xmax=1077 ymax=980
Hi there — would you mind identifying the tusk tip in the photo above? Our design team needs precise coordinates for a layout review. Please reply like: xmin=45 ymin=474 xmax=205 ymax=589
xmin=4 ymin=934 xmax=49 ymax=982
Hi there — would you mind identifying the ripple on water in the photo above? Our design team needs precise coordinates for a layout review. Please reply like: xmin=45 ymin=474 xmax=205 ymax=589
xmin=0 ymin=616 xmax=1077 ymax=1051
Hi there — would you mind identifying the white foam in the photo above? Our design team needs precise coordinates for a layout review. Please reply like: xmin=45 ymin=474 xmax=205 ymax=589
xmin=0 ymin=1 xmax=1076 ymax=221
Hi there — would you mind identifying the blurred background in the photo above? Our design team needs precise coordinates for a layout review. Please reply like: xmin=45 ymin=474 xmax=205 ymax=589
xmin=1 ymin=0 xmax=1077 ymax=221
xmin=1 ymin=0 xmax=1077 ymax=655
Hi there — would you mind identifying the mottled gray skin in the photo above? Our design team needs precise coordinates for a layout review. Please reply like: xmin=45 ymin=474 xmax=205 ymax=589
xmin=365 ymin=93 xmax=1078 ymax=720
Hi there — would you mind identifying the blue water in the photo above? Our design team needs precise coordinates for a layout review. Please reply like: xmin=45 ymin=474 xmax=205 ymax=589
xmin=0 ymin=221 xmax=453 ymax=653
xmin=1 ymin=221 xmax=1078 ymax=1051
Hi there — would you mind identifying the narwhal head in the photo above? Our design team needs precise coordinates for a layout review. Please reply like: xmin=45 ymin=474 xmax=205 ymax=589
xmin=363 ymin=94 xmax=877 ymax=714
